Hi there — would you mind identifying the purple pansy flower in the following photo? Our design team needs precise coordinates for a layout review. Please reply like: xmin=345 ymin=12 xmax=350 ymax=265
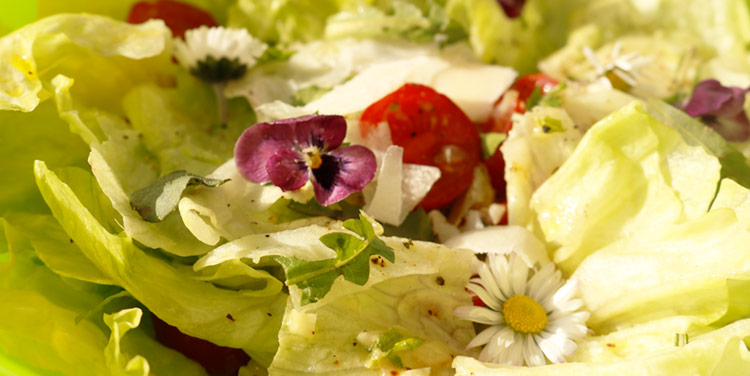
xmin=234 ymin=114 xmax=377 ymax=206
xmin=683 ymin=79 xmax=750 ymax=142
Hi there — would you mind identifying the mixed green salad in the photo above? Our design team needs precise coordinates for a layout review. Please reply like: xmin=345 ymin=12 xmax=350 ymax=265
xmin=3 ymin=0 xmax=750 ymax=375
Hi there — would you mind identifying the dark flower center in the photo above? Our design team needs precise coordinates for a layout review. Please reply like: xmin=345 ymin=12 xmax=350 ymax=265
xmin=312 ymin=154 xmax=341 ymax=191
xmin=190 ymin=55 xmax=247 ymax=83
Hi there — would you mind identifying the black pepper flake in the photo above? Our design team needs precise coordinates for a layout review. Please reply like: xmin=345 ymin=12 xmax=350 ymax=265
xmin=265 ymin=234 xmax=270 ymax=238
xmin=69 ymin=239 xmax=74 ymax=244
xmin=266 ymin=312 xmax=272 ymax=317
xmin=435 ymin=276 xmax=445 ymax=286
xmin=226 ymin=313 xmax=235 ymax=322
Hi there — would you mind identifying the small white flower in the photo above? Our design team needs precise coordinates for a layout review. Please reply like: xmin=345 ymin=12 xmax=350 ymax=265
xmin=454 ymin=253 xmax=589 ymax=366
xmin=173 ymin=26 xmax=267 ymax=82
xmin=582 ymin=41 xmax=652 ymax=90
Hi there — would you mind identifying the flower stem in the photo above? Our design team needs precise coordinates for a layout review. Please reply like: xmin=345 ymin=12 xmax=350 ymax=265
xmin=213 ymin=83 xmax=228 ymax=127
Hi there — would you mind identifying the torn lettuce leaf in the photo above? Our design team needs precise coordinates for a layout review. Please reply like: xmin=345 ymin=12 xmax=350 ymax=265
xmin=531 ymin=101 xmax=721 ymax=273
xmin=34 ymin=160 xmax=287 ymax=367
xmin=268 ymin=239 xmax=477 ymax=375
xmin=0 ymin=14 xmax=170 ymax=112
xmin=452 ymin=318 xmax=750 ymax=375
xmin=0 ymin=218 xmax=207 ymax=376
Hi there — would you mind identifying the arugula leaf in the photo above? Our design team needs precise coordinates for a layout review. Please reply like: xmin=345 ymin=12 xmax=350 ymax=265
xmin=130 ymin=170 xmax=229 ymax=222
xmin=276 ymin=212 xmax=395 ymax=305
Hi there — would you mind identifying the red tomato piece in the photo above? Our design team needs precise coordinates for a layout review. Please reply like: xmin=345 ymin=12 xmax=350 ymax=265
xmin=360 ymin=83 xmax=482 ymax=211
xmin=482 ymin=73 xmax=559 ymax=200
xmin=128 ymin=0 xmax=218 ymax=39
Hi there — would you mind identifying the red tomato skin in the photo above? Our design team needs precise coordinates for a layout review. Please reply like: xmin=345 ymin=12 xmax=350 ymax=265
xmin=360 ymin=84 xmax=482 ymax=211
xmin=482 ymin=73 xmax=558 ymax=200
xmin=128 ymin=0 xmax=218 ymax=38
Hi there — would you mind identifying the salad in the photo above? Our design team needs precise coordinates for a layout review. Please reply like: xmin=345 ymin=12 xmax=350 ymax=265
xmin=2 ymin=0 xmax=750 ymax=375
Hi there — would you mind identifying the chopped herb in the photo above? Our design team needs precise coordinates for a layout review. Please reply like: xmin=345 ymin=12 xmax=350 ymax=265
xmin=541 ymin=116 xmax=564 ymax=133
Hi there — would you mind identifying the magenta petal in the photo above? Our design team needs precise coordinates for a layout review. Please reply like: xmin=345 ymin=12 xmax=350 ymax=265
xmin=235 ymin=122 xmax=295 ymax=183
xmin=312 ymin=145 xmax=377 ymax=206
xmin=684 ymin=79 xmax=741 ymax=117
xmin=266 ymin=149 xmax=309 ymax=191
xmin=683 ymin=79 xmax=750 ymax=141
xmin=291 ymin=114 xmax=347 ymax=151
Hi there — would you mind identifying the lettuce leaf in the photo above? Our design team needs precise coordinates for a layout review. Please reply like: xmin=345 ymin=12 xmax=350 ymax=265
xmin=531 ymin=101 xmax=721 ymax=273
xmin=453 ymin=318 xmax=750 ymax=375
xmin=0 ymin=217 xmax=207 ymax=376
xmin=34 ymin=160 xmax=287 ymax=367
xmin=0 ymin=14 xmax=169 ymax=112
xmin=268 ymin=240 xmax=477 ymax=374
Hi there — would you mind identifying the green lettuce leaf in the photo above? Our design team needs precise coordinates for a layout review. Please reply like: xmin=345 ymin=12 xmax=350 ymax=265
xmin=268 ymin=240 xmax=477 ymax=375
xmin=452 ymin=318 xmax=750 ymax=375
xmin=0 ymin=99 xmax=89 ymax=215
xmin=0 ymin=217 xmax=206 ymax=376
xmin=531 ymin=101 xmax=721 ymax=273
xmin=0 ymin=14 xmax=169 ymax=112
xmin=34 ymin=160 xmax=287 ymax=367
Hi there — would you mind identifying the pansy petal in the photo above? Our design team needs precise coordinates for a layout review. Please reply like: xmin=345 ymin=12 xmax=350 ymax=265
xmin=312 ymin=145 xmax=376 ymax=206
xmin=684 ymin=79 xmax=738 ymax=117
xmin=291 ymin=114 xmax=347 ymax=150
xmin=235 ymin=121 xmax=295 ymax=183
xmin=266 ymin=149 xmax=309 ymax=191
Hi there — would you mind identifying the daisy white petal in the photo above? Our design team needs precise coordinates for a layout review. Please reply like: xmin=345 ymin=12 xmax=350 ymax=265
xmin=466 ymin=325 xmax=502 ymax=349
xmin=454 ymin=251 xmax=589 ymax=366
xmin=454 ymin=306 xmax=503 ymax=325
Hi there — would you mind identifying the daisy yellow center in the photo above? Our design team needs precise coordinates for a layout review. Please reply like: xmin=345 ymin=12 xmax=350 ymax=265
xmin=502 ymin=295 xmax=548 ymax=334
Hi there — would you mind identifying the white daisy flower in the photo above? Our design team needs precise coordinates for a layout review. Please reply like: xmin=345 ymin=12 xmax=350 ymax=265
xmin=454 ymin=252 xmax=589 ymax=366
xmin=172 ymin=26 xmax=266 ymax=125
xmin=582 ymin=41 xmax=653 ymax=91
xmin=173 ymin=26 xmax=267 ymax=83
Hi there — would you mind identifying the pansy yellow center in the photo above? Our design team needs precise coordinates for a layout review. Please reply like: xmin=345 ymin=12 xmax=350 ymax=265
xmin=308 ymin=154 xmax=323 ymax=169
xmin=502 ymin=295 xmax=548 ymax=334
xmin=303 ymin=147 xmax=324 ymax=169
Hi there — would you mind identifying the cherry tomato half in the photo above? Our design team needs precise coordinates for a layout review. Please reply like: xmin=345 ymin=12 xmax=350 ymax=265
xmin=360 ymin=83 xmax=482 ymax=211
xmin=128 ymin=0 xmax=218 ymax=38
xmin=482 ymin=73 xmax=559 ymax=200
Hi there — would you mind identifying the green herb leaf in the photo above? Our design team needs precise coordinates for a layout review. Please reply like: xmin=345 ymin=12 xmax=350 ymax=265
xmin=368 ymin=329 xmax=425 ymax=369
xmin=382 ymin=207 xmax=435 ymax=241
xmin=538 ymin=82 xmax=566 ymax=108
xmin=540 ymin=116 xmax=564 ymax=133
xmin=129 ymin=170 xmax=228 ymax=222
xmin=525 ymin=86 xmax=543 ymax=110
xmin=480 ymin=132 xmax=508 ymax=159
xmin=277 ymin=212 xmax=394 ymax=305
